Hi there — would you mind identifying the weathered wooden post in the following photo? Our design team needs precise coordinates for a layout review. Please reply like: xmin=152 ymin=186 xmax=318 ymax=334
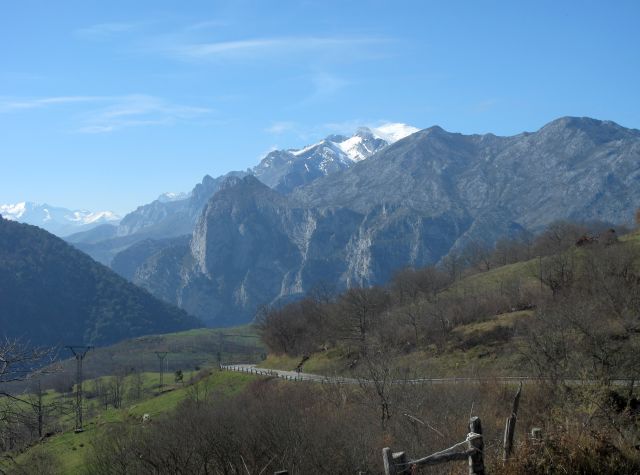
xmin=383 ymin=415 xmax=485 ymax=474
xmin=503 ymin=381 xmax=522 ymax=462
xmin=468 ymin=417 xmax=484 ymax=475
xmin=382 ymin=448 xmax=408 ymax=475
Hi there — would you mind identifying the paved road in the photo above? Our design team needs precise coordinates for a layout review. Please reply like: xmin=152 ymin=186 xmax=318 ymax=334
xmin=222 ymin=364 xmax=358 ymax=384
xmin=222 ymin=364 xmax=636 ymax=387
xmin=221 ymin=364 xmax=537 ymax=385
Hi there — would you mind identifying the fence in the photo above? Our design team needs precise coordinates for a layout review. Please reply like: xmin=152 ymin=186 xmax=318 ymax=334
xmin=383 ymin=416 xmax=484 ymax=475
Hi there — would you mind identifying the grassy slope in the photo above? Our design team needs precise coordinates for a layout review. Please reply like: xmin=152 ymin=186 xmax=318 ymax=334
xmin=262 ymin=310 xmax=532 ymax=378
xmin=48 ymin=324 xmax=264 ymax=384
xmin=2 ymin=324 xmax=264 ymax=474
xmin=6 ymin=371 xmax=256 ymax=475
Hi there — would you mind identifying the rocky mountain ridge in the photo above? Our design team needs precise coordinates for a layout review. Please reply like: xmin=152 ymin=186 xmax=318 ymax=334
xmin=68 ymin=125 xmax=415 ymax=265
xmin=119 ymin=117 xmax=640 ymax=326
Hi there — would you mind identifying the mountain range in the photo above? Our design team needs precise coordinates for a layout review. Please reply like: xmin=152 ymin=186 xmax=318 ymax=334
xmin=66 ymin=124 xmax=416 ymax=264
xmin=68 ymin=116 xmax=639 ymax=327
xmin=0 ymin=202 xmax=120 ymax=236
xmin=5 ymin=118 xmax=638 ymax=328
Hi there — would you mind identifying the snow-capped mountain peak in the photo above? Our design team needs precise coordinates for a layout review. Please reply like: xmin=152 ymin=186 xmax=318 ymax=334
xmin=0 ymin=201 xmax=120 ymax=236
xmin=0 ymin=202 xmax=27 ymax=219
xmin=334 ymin=127 xmax=385 ymax=162
xmin=252 ymin=123 xmax=419 ymax=193
xmin=69 ymin=210 xmax=120 ymax=224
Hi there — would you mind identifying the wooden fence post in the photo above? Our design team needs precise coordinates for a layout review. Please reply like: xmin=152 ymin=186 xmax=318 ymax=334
xmin=468 ymin=417 xmax=484 ymax=475
xmin=503 ymin=381 xmax=522 ymax=462
xmin=382 ymin=447 xmax=408 ymax=475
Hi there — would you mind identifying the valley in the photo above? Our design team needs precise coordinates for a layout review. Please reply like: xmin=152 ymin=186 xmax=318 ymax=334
xmin=3 ymin=224 xmax=639 ymax=473
xmin=2 ymin=4 xmax=639 ymax=471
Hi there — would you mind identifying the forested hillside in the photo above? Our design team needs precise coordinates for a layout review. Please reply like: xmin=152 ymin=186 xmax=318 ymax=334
xmin=0 ymin=217 xmax=201 ymax=346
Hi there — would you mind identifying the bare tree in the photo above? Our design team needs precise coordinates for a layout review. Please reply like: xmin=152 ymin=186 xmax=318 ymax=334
xmin=0 ymin=339 xmax=58 ymax=453
xmin=539 ymin=251 xmax=576 ymax=296
xmin=338 ymin=287 xmax=389 ymax=355
xmin=0 ymin=338 xmax=56 ymax=385
xmin=109 ymin=371 xmax=127 ymax=409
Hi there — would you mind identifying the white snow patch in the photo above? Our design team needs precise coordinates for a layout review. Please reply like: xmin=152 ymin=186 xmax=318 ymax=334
xmin=158 ymin=191 xmax=190 ymax=203
xmin=372 ymin=123 xmax=419 ymax=143
xmin=64 ymin=210 xmax=120 ymax=224
xmin=290 ymin=141 xmax=323 ymax=156
xmin=1 ymin=201 xmax=120 ymax=228
xmin=336 ymin=135 xmax=368 ymax=162
xmin=81 ymin=210 xmax=120 ymax=224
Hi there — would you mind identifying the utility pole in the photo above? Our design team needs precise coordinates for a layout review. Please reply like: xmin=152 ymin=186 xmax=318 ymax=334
xmin=155 ymin=352 xmax=168 ymax=392
xmin=66 ymin=346 xmax=92 ymax=433
xmin=539 ymin=255 xmax=543 ymax=291
xmin=36 ymin=379 xmax=43 ymax=438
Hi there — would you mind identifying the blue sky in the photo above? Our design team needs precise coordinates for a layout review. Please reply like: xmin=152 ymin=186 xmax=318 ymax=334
xmin=1 ymin=0 xmax=639 ymax=215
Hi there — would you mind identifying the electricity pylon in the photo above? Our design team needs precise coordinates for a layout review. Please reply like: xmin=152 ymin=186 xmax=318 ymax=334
xmin=66 ymin=346 xmax=92 ymax=433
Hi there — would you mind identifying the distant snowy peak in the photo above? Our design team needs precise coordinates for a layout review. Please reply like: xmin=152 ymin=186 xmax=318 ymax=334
xmin=288 ymin=123 xmax=419 ymax=162
xmin=0 ymin=202 xmax=27 ymax=219
xmin=157 ymin=191 xmax=190 ymax=203
xmin=0 ymin=201 xmax=120 ymax=236
xmin=70 ymin=210 xmax=120 ymax=224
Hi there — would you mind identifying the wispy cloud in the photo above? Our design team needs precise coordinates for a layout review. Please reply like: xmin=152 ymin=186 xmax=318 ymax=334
xmin=185 ymin=20 xmax=228 ymax=32
xmin=265 ymin=121 xmax=296 ymax=134
xmin=162 ymin=36 xmax=389 ymax=61
xmin=263 ymin=119 xmax=358 ymax=141
xmin=77 ymin=95 xmax=213 ymax=133
xmin=471 ymin=99 xmax=498 ymax=114
xmin=75 ymin=22 xmax=139 ymax=40
xmin=301 ymin=71 xmax=351 ymax=105
xmin=0 ymin=94 xmax=213 ymax=133
xmin=0 ymin=96 xmax=106 ymax=112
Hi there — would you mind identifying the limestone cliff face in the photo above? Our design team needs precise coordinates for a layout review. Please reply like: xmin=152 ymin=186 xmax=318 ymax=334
xmin=124 ymin=117 xmax=640 ymax=326
xmin=132 ymin=176 xmax=472 ymax=325
xmin=72 ymin=173 xmax=247 ymax=265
